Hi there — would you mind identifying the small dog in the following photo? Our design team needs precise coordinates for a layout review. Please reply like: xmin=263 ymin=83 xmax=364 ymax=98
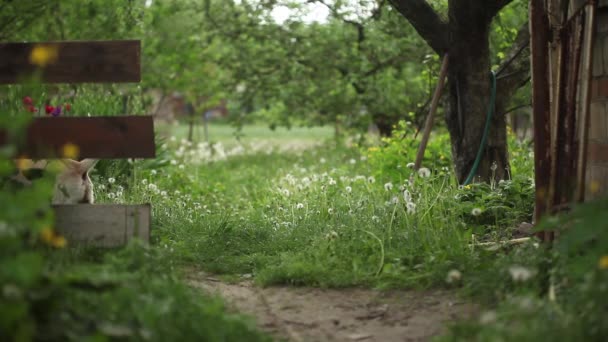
xmin=10 ymin=158 xmax=99 ymax=204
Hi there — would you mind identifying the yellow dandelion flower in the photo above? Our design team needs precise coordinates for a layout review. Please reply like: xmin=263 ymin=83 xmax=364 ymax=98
xmin=30 ymin=45 xmax=59 ymax=67
xmin=589 ymin=181 xmax=601 ymax=194
xmin=39 ymin=227 xmax=55 ymax=244
xmin=599 ymin=255 xmax=608 ymax=270
xmin=61 ymin=143 xmax=80 ymax=159
xmin=15 ymin=158 xmax=34 ymax=171
xmin=51 ymin=235 xmax=67 ymax=249
xmin=464 ymin=185 xmax=472 ymax=190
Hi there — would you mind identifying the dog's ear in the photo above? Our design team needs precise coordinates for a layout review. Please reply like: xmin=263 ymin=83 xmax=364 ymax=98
xmin=59 ymin=159 xmax=80 ymax=169
xmin=59 ymin=159 xmax=98 ymax=173
xmin=78 ymin=159 xmax=99 ymax=172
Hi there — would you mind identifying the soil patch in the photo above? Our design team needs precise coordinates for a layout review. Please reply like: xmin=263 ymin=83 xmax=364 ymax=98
xmin=186 ymin=271 xmax=477 ymax=342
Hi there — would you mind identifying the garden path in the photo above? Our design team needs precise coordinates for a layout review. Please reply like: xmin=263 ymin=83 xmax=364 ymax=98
xmin=186 ymin=270 xmax=477 ymax=342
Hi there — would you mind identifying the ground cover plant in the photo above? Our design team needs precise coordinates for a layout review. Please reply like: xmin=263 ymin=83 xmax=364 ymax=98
xmin=2 ymin=0 xmax=607 ymax=341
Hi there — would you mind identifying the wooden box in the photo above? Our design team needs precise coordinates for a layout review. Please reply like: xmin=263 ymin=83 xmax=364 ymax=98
xmin=53 ymin=204 xmax=151 ymax=248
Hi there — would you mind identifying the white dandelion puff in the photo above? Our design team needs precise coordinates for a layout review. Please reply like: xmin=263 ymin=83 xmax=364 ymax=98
xmin=508 ymin=265 xmax=536 ymax=282
xmin=446 ymin=269 xmax=462 ymax=284
xmin=328 ymin=208 xmax=334 ymax=214
xmin=367 ymin=176 xmax=375 ymax=184
xmin=345 ymin=186 xmax=352 ymax=193
xmin=296 ymin=203 xmax=304 ymax=209
xmin=418 ymin=167 xmax=431 ymax=178
xmin=479 ymin=311 xmax=497 ymax=325
xmin=108 ymin=177 xmax=116 ymax=184
xmin=406 ymin=202 xmax=416 ymax=214
xmin=406 ymin=162 xmax=415 ymax=169
xmin=403 ymin=190 xmax=412 ymax=203
xmin=471 ymin=208 xmax=483 ymax=216
xmin=384 ymin=182 xmax=393 ymax=191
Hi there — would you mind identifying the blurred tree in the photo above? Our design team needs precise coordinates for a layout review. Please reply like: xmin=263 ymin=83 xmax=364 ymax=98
xmin=389 ymin=0 xmax=530 ymax=182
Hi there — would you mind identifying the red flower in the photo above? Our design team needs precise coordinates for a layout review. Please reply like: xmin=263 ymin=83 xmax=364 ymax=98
xmin=23 ymin=96 xmax=33 ymax=106
xmin=27 ymin=105 xmax=37 ymax=113
xmin=64 ymin=103 xmax=71 ymax=112
xmin=45 ymin=105 xmax=54 ymax=115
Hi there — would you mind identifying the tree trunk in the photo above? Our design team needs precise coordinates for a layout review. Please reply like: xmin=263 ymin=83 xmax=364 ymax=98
xmin=446 ymin=2 xmax=509 ymax=183
xmin=388 ymin=0 xmax=529 ymax=184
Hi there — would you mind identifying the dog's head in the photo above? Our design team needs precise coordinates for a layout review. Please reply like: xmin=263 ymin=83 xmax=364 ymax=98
xmin=52 ymin=159 xmax=99 ymax=204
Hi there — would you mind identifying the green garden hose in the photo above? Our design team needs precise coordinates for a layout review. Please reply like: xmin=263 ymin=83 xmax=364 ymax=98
xmin=462 ymin=70 xmax=497 ymax=186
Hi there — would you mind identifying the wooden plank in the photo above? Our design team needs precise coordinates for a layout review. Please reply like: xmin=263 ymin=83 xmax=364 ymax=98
xmin=0 ymin=116 xmax=155 ymax=159
xmin=53 ymin=204 xmax=151 ymax=248
xmin=0 ymin=40 xmax=140 ymax=84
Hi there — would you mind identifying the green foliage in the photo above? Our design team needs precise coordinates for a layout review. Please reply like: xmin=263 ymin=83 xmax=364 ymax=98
xmin=441 ymin=197 xmax=608 ymax=341
xmin=365 ymin=120 xmax=452 ymax=183
xmin=0 ymin=90 xmax=270 ymax=341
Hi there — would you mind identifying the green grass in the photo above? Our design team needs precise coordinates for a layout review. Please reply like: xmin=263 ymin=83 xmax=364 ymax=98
xmin=94 ymin=123 xmax=536 ymax=291
xmin=156 ymin=121 xmax=335 ymax=147
xmin=5 ymin=118 xmax=606 ymax=341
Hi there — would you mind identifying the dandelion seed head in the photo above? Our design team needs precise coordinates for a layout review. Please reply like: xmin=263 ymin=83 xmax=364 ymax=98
xmin=384 ymin=182 xmax=393 ymax=191
xmin=406 ymin=201 xmax=416 ymax=214
xmin=446 ymin=269 xmax=462 ymax=284
xmin=418 ymin=167 xmax=431 ymax=178
xmin=508 ymin=265 xmax=535 ymax=282
xmin=403 ymin=190 xmax=412 ymax=203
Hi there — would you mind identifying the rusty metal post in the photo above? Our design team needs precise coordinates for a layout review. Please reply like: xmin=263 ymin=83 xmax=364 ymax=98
xmin=530 ymin=0 xmax=553 ymax=241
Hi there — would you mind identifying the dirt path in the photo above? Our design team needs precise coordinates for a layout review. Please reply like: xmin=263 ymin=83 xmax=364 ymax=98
xmin=186 ymin=270 xmax=477 ymax=342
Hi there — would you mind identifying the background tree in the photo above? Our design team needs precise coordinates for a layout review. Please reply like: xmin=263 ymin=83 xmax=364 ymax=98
xmin=388 ymin=0 xmax=530 ymax=182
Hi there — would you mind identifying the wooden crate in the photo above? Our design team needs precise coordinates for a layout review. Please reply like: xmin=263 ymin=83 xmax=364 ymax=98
xmin=53 ymin=204 xmax=151 ymax=248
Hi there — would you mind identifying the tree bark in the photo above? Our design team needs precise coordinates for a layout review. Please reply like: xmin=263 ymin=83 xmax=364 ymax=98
xmin=389 ymin=0 xmax=529 ymax=183
xmin=446 ymin=1 xmax=509 ymax=183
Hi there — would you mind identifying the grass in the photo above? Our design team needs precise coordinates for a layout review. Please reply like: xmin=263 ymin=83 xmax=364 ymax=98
xmin=156 ymin=121 xmax=335 ymax=147
xmin=4 ymin=118 xmax=607 ymax=341
xmin=94 ymin=123 xmax=536 ymax=291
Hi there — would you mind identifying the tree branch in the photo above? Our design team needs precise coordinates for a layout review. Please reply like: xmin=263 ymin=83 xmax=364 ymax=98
xmin=488 ymin=0 xmax=516 ymax=18
xmin=496 ymin=22 xmax=531 ymax=111
xmin=387 ymin=0 xmax=448 ymax=55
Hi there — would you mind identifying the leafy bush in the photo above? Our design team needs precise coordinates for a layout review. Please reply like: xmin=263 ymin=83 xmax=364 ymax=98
xmin=441 ymin=197 xmax=608 ymax=341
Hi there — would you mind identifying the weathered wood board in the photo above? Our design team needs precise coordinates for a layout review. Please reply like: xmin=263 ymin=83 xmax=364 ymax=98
xmin=53 ymin=204 xmax=151 ymax=248
xmin=0 ymin=40 xmax=140 ymax=84
xmin=0 ymin=116 xmax=156 ymax=158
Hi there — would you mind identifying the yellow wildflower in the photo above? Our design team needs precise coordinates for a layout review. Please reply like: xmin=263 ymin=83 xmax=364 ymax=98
xmin=29 ymin=45 xmax=59 ymax=67
xmin=61 ymin=143 xmax=80 ymax=159
xmin=39 ymin=227 xmax=54 ymax=244
xmin=51 ymin=235 xmax=67 ymax=248
xmin=599 ymin=255 xmax=608 ymax=270
xmin=589 ymin=181 xmax=601 ymax=194
xmin=39 ymin=227 xmax=67 ymax=248
xmin=464 ymin=185 xmax=472 ymax=190
xmin=15 ymin=158 xmax=34 ymax=171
